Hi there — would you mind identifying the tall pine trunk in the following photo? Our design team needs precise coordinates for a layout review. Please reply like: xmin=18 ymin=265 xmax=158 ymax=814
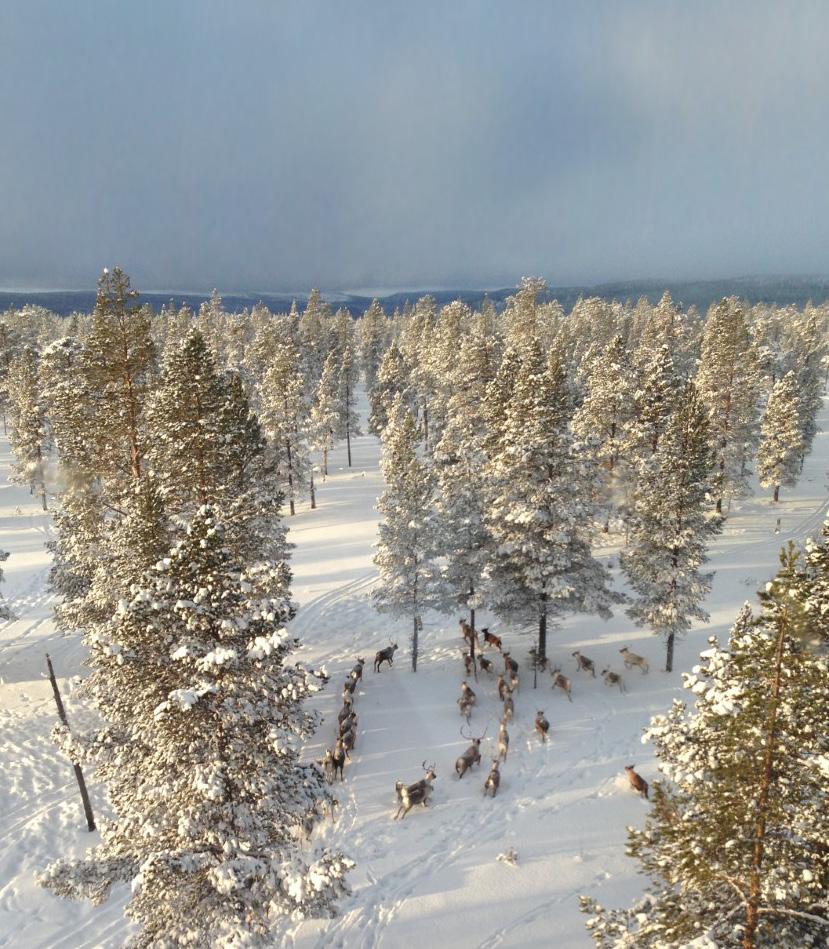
xmin=665 ymin=631 xmax=675 ymax=673
xmin=411 ymin=614 xmax=418 ymax=672
xmin=538 ymin=593 xmax=548 ymax=662
xmin=286 ymin=439 xmax=295 ymax=516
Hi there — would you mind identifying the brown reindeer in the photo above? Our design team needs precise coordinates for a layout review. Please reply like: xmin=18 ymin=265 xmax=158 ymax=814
xmin=551 ymin=666 xmax=573 ymax=702
xmin=497 ymin=716 xmax=510 ymax=761
xmin=455 ymin=726 xmax=484 ymax=778
xmin=481 ymin=627 xmax=502 ymax=651
xmin=374 ymin=641 xmax=398 ymax=673
xmin=572 ymin=650 xmax=596 ymax=677
xmin=601 ymin=668 xmax=626 ymax=693
xmin=624 ymin=765 xmax=649 ymax=799
xmin=395 ymin=762 xmax=437 ymax=819
xmin=459 ymin=618 xmax=478 ymax=649
xmin=620 ymin=647 xmax=649 ymax=674
xmin=483 ymin=759 xmax=501 ymax=797
xmin=535 ymin=710 xmax=550 ymax=742
xmin=478 ymin=654 xmax=495 ymax=675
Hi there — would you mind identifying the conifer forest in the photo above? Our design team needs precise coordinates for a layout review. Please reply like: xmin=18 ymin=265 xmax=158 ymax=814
xmin=0 ymin=274 xmax=826 ymax=948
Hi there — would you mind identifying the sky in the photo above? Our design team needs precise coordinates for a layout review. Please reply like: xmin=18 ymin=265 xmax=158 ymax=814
xmin=1 ymin=1 xmax=828 ymax=293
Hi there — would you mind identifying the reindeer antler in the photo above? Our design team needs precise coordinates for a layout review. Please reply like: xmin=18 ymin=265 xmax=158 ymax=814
xmin=460 ymin=723 xmax=472 ymax=740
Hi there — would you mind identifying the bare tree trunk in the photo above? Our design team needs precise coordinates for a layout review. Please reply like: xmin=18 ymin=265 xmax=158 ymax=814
xmin=346 ymin=419 xmax=352 ymax=467
xmin=46 ymin=654 xmax=96 ymax=832
xmin=412 ymin=614 xmax=418 ymax=673
xmin=773 ymin=484 xmax=780 ymax=503
xmin=286 ymin=439 xmax=295 ymax=516
xmin=665 ymin=631 xmax=675 ymax=673
xmin=538 ymin=593 xmax=548 ymax=663
xmin=323 ymin=445 xmax=329 ymax=478
xmin=469 ymin=598 xmax=478 ymax=682
xmin=309 ymin=472 xmax=316 ymax=510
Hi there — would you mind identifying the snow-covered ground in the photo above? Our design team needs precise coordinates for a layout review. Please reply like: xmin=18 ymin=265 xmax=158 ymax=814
xmin=2 ymin=398 xmax=828 ymax=948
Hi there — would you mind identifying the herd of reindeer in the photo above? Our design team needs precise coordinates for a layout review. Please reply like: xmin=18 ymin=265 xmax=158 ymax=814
xmin=317 ymin=621 xmax=650 ymax=822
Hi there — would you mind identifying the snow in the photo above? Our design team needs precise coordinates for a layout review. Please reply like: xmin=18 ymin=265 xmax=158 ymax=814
xmin=1 ymin=395 xmax=829 ymax=947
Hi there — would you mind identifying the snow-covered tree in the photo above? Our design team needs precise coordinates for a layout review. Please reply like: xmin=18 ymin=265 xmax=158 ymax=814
xmin=147 ymin=329 xmax=290 ymax=583
xmin=433 ymin=332 xmax=496 ymax=629
xmin=7 ymin=345 xmax=50 ymax=509
xmin=621 ymin=383 xmax=721 ymax=671
xmin=0 ymin=319 xmax=21 ymax=433
xmin=582 ymin=558 xmax=829 ymax=949
xmin=260 ymin=337 xmax=311 ymax=516
xmin=359 ymin=298 xmax=387 ymax=390
xmin=367 ymin=341 xmax=412 ymax=437
xmin=372 ymin=395 xmax=443 ymax=671
xmin=624 ymin=342 xmax=681 ymax=462
xmin=757 ymin=371 xmax=804 ymax=502
xmin=485 ymin=338 xmax=619 ymax=660
xmin=571 ymin=334 xmax=634 ymax=532
xmin=696 ymin=298 xmax=763 ymax=512
xmin=299 ymin=290 xmax=331 ymax=388
xmin=337 ymin=336 xmax=361 ymax=467
xmin=39 ymin=507 xmax=351 ymax=946
xmin=310 ymin=352 xmax=340 ymax=479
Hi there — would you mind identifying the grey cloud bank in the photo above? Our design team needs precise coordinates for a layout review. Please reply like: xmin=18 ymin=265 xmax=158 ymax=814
xmin=1 ymin=1 xmax=827 ymax=292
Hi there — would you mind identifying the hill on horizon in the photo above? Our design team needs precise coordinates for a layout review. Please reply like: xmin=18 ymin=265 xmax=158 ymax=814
xmin=3 ymin=274 xmax=829 ymax=317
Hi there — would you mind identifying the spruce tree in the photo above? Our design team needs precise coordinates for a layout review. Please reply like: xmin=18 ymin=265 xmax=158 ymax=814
xmin=696 ymin=298 xmax=763 ymax=513
xmin=39 ymin=507 xmax=350 ymax=946
xmin=0 ymin=548 xmax=14 ymax=621
xmin=583 ymin=558 xmax=829 ymax=949
xmin=621 ymin=383 xmax=721 ymax=672
xmin=757 ymin=371 xmax=804 ymax=502
xmin=485 ymin=338 xmax=619 ymax=661
xmin=372 ymin=395 xmax=443 ymax=671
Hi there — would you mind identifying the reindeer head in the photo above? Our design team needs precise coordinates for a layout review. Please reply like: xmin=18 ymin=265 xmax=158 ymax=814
xmin=422 ymin=759 xmax=437 ymax=780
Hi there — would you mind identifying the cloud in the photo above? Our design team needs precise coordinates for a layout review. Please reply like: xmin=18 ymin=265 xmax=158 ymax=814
xmin=1 ymin=1 xmax=828 ymax=291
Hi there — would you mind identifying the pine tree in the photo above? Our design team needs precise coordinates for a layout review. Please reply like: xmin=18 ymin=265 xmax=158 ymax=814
xmin=485 ymin=339 xmax=619 ymax=661
xmin=7 ymin=345 xmax=50 ymax=510
xmin=433 ymin=332 xmax=496 ymax=630
xmin=39 ymin=507 xmax=350 ymax=946
xmin=299 ymin=290 xmax=331 ymax=387
xmin=372 ymin=395 xmax=443 ymax=671
xmin=621 ymin=384 xmax=722 ymax=672
xmin=359 ymin=298 xmax=387 ymax=390
xmin=310 ymin=352 xmax=340 ymax=479
xmin=147 ymin=329 xmax=290 ymax=584
xmin=337 ymin=337 xmax=361 ymax=467
xmin=259 ymin=337 xmax=311 ymax=516
xmin=571 ymin=335 xmax=634 ymax=532
xmin=757 ymin=371 xmax=804 ymax=502
xmin=0 ymin=319 xmax=21 ymax=434
xmin=696 ymin=298 xmax=763 ymax=513
xmin=367 ymin=341 xmax=412 ymax=437
xmin=583 ymin=557 xmax=829 ymax=949
xmin=625 ymin=342 xmax=681 ymax=461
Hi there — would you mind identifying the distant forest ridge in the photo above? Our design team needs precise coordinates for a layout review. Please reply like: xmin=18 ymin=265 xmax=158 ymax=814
xmin=4 ymin=275 xmax=829 ymax=317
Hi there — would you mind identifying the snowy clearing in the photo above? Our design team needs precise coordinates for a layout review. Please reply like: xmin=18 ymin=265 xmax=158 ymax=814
xmin=1 ymin=398 xmax=828 ymax=949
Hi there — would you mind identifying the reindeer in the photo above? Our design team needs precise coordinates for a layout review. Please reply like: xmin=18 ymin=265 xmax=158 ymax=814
xmin=624 ymin=765 xmax=649 ymax=799
xmin=551 ymin=666 xmax=573 ymax=702
xmin=481 ymin=627 xmax=502 ymax=652
xmin=458 ymin=693 xmax=474 ymax=723
xmin=535 ymin=710 xmax=550 ymax=742
xmin=497 ymin=716 xmax=510 ymax=761
xmin=503 ymin=652 xmax=519 ymax=678
xmin=478 ymin=654 xmax=494 ymax=676
xmin=455 ymin=726 xmax=484 ymax=778
xmin=463 ymin=651 xmax=474 ymax=676
xmin=337 ymin=702 xmax=354 ymax=726
xmin=572 ymin=650 xmax=596 ymax=677
xmin=343 ymin=676 xmax=357 ymax=698
xmin=460 ymin=680 xmax=476 ymax=705
xmin=350 ymin=657 xmax=365 ymax=682
xmin=503 ymin=693 xmax=515 ymax=721
xmin=342 ymin=726 xmax=356 ymax=758
xmin=601 ymin=668 xmax=626 ymax=693
xmin=483 ymin=759 xmax=501 ymax=797
xmin=459 ymin=618 xmax=478 ymax=649
xmin=508 ymin=669 xmax=520 ymax=693
xmin=338 ymin=711 xmax=357 ymax=738
xmin=331 ymin=738 xmax=346 ymax=781
xmin=395 ymin=761 xmax=437 ymax=819
xmin=341 ymin=689 xmax=354 ymax=712
xmin=319 ymin=748 xmax=335 ymax=783
xmin=497 ymin=674 xmax=511 ymax=702
xmin=619 ymin=647 xmax=649 ymax=674
xmin=374 ymin=640 xmax=399 ymax=673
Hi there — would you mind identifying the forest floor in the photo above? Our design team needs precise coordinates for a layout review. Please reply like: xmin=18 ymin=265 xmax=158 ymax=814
xmin=1 ymin=395 xmax=827 ymax=948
